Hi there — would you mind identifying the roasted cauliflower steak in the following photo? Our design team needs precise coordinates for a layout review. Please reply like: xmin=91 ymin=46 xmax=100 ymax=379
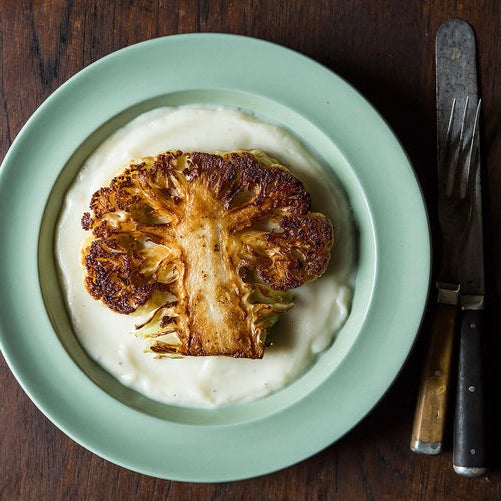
xmin=81 ymin=149 xmax=333 ymax=359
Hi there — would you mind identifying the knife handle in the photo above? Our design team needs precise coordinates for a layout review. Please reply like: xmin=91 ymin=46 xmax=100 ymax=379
xmin=411 ymin=303 xmax=456 ymax=454
xmin=453 ymin=309 xmax=487 ymax=476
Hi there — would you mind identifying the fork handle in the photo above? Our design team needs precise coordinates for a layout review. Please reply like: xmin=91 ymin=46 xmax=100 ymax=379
xmin=411 ymin=303 xmax=456 ymax=454
xmin=453 ymin=309 xmax=487 ymax=476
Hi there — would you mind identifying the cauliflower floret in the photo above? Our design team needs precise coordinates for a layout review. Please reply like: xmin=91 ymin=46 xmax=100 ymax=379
xmin=81 ymin=150 xmax=333 ymax=359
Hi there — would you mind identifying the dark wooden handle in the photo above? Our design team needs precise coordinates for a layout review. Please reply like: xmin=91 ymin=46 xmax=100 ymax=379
xmin=411 ymin=303 xmax=456 ymax=454
xmin=453 ymin=309 xmax=487 ymax=476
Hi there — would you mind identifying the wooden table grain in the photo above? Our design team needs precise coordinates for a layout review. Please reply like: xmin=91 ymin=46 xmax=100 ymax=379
xmin=1 ymin=1 xmax=500 ymax=499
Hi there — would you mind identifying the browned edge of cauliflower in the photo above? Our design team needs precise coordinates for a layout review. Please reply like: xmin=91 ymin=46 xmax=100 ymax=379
xmin=80 ymin=149 xmax=333 ymax=359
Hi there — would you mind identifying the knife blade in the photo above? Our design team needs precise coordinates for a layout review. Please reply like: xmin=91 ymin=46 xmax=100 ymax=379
xmin=411 ymin=19 xmax=486 ymax=465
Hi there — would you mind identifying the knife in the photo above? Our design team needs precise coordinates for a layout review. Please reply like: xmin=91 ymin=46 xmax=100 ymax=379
xmin=411 ymin=19 xmax=486 ymax=468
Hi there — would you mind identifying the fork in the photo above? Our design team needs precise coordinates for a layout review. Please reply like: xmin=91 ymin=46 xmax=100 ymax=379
xmin=411 ymin=96 xmax=482 ymax=456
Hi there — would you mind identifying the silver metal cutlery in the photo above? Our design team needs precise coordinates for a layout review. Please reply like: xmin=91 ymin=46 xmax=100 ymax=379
xmin=411 ymin=18 xmax=486 ymax=477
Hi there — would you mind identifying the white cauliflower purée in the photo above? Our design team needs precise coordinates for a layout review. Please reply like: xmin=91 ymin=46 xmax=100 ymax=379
xmin=56 ymin=106 xmax=353 ymax=408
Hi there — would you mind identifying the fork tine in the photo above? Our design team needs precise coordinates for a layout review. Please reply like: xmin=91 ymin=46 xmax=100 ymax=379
xmin=444 ymin=98 xmax=457 ymax=197
xmin=456 ymin=95 xmax=470 ymax=199
xmin=444 ymin=97 xmax=456 ymax=157
xmin=460 ymin=98 xmax=482 ymax=199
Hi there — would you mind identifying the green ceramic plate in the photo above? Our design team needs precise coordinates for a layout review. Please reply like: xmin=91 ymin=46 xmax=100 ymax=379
xmin=0 ymin=34 xmax=430 ymax=481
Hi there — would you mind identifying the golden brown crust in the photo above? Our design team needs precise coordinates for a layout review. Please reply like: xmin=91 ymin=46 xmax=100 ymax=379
xmin=80 ymin=150 xmax=334 ymax=358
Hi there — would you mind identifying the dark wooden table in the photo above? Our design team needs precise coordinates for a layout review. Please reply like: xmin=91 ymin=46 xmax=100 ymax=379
xmin=1 ymin=1 xmax=500 ymax=499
